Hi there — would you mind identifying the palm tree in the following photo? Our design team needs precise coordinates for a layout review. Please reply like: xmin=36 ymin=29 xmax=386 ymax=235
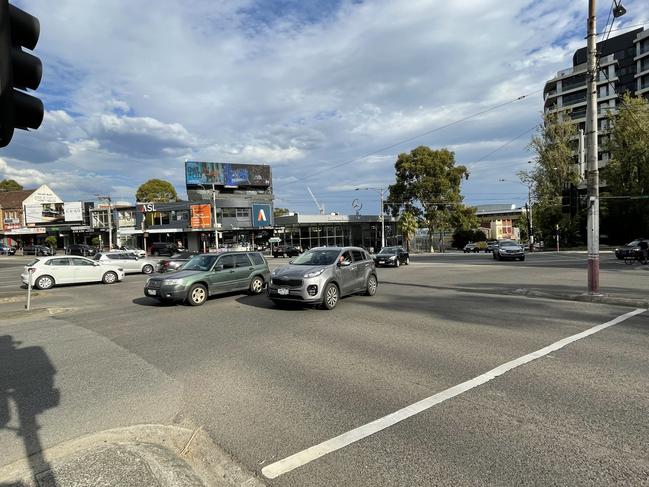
xmin=399 ymin=211 xmax=419 ymax=252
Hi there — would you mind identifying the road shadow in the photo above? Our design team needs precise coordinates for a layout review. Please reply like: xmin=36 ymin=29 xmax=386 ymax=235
xmin=132 ymin=297 xmax=177 ymax=307
xmin=0 ymin=335 xmax=60 ymax=486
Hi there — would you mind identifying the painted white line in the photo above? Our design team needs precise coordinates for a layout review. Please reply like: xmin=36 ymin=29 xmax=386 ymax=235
xmin=261 ymin=308 xmax=646 ymax=479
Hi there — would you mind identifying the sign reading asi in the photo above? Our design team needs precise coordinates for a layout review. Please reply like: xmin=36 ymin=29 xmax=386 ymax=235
xmin=252 ymin=204 xmax=272 ymax=228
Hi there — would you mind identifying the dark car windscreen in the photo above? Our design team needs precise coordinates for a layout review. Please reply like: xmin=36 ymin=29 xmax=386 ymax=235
xmin=182 ymin=255 xmax=219 ymax=271
xmin=378 ymin=248 xmax=397 ymax=255
xmin=291 ymin=249 xmax=340 ymax=265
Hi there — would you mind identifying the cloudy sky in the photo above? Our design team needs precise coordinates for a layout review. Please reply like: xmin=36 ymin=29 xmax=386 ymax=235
xmin=2 ymin=0 xmax=647 ymax=213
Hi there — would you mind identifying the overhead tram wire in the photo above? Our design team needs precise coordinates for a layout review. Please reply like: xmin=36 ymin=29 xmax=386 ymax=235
xmin=280 ymin=89 xmax=542 ymax=188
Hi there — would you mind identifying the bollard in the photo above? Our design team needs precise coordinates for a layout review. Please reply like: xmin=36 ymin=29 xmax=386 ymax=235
xmin=25 ymin=268 xmax=34 ymax=311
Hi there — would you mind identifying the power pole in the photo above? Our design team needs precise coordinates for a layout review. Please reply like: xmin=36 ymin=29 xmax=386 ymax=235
xmin=97 ymin=195 xmax=113 ymax=250
xmin=586 ymin=0 xmax=600 ymax=294
xmin=212 ymin=183 xmax=219 ymax=251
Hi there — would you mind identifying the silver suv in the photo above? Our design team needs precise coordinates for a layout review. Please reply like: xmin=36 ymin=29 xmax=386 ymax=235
xmin=268 ymin=246 xmax=377 ymax=309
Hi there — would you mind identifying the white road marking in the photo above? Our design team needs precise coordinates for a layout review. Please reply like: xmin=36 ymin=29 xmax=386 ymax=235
xmin=261 ymin=308 xmax=646 ymax=479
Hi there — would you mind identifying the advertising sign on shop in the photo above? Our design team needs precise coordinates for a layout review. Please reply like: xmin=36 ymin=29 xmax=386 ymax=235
xmin=24 ymin=203 xmax=65 ymax=224
xmin=190 ymin=204 xmax=212 ymax=229
xmin=252 ymin=204 xmax=272 ymax=228
xmin=64 ymin=202 xmax=83 ymax=222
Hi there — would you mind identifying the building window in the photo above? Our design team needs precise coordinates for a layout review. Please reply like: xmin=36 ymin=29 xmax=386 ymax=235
xmin=235 ymin=208 xmax=250 ymax=218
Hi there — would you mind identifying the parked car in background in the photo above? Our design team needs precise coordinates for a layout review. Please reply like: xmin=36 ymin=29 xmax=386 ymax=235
xmin=268 ymin=246 xmax=377 ymax=310
xmin=0 ymin=243 xmax=16 ymax=255
xmin=93 ymin=252 xmax=157 ymax=274
xmin=144 ymin=252 xmax=270 ymax=306
xmin=272 ymin=245 xmax=302 ymax=258
xmin=149 ymin=242 xmax=178 ymax=256
xmin=23 ymin=244 xmax=55 ymax=256
xmin=463 ymin=243 xmax=480 ymax=253
xmin=158 ymin=251 xmax=199 ymax=273
xmin=614 ymin=238 xmax=648 ymax=260
xmin=67 ymin=243 xmax=97 ymax=256
xmin=493 ymin=240 xmax=525 ymax=261
xmin=373 ymin=246 xmax=410 ymax=267
xmin=485 ymin=240 xmax=498 ymax=253
xmin=21 ymin=256 xmax=125 ymax=290
xmin=117 ymin=246 xmax=146 ymax=258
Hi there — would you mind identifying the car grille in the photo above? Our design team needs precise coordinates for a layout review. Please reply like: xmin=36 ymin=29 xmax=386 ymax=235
xmin=148 ymin=279 xmax=162 ymax=289
xmin=272 ymin=277 xmax=303 ymax=287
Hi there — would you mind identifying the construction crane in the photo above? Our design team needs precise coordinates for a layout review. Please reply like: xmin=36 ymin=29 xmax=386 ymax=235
xmin=306 ymin=186 xmax=325 ymax=215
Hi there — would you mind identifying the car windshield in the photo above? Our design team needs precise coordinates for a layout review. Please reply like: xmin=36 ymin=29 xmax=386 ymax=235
xmin=500 ymin=241 xmax=518 ymax=247
xmin=291 ymin=249 xmax=340 ymax=265
xmin=626 ymin=240 xmax=641 ymax=246
xmin=181 ymin=254 xmax=218 ymax=271
xmin=378 ymin=248 xmax=397 ymax=255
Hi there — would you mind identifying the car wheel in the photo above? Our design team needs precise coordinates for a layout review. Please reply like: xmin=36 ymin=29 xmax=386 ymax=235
xmin=187 ymin=284 xmax=207 ymax=306
xmin=395 ymin=259 xmax=400 ymax=267
xmin=322 ymin=283 xmax=339 ymax=310
xmin=249 ymin=276 xmax=264 ymax=295
xmin=365 ymin=274 xmax=378 ymax=296
xmin=142 ymin=264 xmax=154 ymax=274
xmin=102 ymin=271 xmax=118 ymax=284
xmin=36 ymin=275 xmax=55 ymax=290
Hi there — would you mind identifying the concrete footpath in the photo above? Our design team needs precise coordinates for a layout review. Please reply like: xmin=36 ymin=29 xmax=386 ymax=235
xmin=0 ymin=425 xmax=264 ymax=487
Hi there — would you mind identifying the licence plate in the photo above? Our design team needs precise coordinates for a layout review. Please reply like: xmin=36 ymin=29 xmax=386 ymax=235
xmin=147 ymin=289 xmax=157 ymax=296
xmin=378 ymin=261 xmax=385 ymax=264
xmin=278 ymin=288 xmax=289 ymax=295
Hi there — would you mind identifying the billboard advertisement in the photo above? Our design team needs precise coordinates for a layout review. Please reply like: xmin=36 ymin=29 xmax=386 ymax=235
xmin=191 ymin=204 xmax=212 ymax=229
xmin=64 ymin=202 xmax=83 ymax=222
xmin=185 ymin=161 xmax=271 ymax=188
xmin=251 ymin=204 xmax=272 ymax=228
xmin=24 ymin=203 xmax=65 ymax=224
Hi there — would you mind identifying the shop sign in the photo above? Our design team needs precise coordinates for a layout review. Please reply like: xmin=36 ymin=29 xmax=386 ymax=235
xmin=252 ymin=204 xmax=272 ymax=228
xmin=190 ymin=204 xmax=212 ymax=229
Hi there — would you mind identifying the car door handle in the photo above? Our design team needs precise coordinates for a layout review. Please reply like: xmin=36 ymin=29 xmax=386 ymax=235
xmin=249 ymin=267 xmax=254 ymax=270
xmin=229 ymin=270 xmax=236 ymax=273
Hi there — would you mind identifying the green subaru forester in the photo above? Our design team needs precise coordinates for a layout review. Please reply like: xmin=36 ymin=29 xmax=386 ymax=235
xmin=144 ymin=251 xmax=270 ymax=306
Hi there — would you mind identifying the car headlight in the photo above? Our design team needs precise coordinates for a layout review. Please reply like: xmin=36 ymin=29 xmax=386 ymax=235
xmin=389 ymin=255 xmax=397 ymax=260
xmin=304 ymin=268 xmax=325 ymax=278
xmin=163 ymin=278 xmax=184 ymax=286
xmin=145 ymin=278 xmax=151 ymax=286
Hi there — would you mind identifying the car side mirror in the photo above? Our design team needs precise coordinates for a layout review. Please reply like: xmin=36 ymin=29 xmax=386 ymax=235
xmin=214 ymin=264 xmax=224 ymax=271
xmin=338 ymin=260 xmax=351 ymax=267
xmin=94 ymin=262 xmax=101 ymax=266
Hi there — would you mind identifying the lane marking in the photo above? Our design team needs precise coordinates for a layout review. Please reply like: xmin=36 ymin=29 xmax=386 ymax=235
xmin=261 ymin=308 xmax=646 ymax=479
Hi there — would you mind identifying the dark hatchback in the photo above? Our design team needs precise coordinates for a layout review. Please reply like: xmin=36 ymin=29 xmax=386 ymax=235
xmin=272 ymin=245 xmax=302 ymax=258
xmin=374 ymin=246 xmax=410 ymax=267
xmin=67 ymin=243 xmax=97 ymax=256
xmin=23 ymin=244 xmax=55 ymax=256
xmin=0 ymin=243 xmax=16 ymax=255
xmin=615 ymin=239 xmax=648 ymax=260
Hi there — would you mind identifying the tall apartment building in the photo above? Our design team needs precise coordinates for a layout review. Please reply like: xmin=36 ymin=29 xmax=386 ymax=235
xmin=543 ymin=28 xmax=649 ymax=172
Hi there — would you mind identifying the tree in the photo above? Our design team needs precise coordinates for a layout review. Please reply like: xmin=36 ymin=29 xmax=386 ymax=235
xmin=398 ymin=211 xmax=418 ymax=251
xmin=274 ymin=207 xmax=289 ymax=218
xmin=135 ymin=179 xmax=178 ymax=203
xmin=452 ymin=229 xmax=486 ymax=249
xmin=601 ymin=93 xmax=649 ymax=243
xmin=0 ymin=179 xmax=23 ymax=191
xmin=524 ymin=111 xmax=581 ymax=247
xmin=44 ymin=236 xmax=58 ymax=249
xmin=387 ymin=146 xmax=474 ymax=252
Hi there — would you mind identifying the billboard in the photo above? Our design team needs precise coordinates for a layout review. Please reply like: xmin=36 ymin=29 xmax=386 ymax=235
xmin=64 ymin=202 xmax=83 ymax=222
xmin=251 ymin=204 xmax=272 ymax=228
xmin=185 ymin=161 xmax=271 ymax=188
xmin=24 ymin=202 xmax=65 ymax=224
xmin=190 ymin=204 xmax=212 ymax=229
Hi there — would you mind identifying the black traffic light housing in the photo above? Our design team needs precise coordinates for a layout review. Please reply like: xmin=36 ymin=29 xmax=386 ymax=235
xmin=0 ymin=0 xmax=43 ymax=148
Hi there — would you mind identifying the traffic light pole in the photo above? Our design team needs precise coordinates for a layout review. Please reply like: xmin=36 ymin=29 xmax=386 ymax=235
xmin=586 ymin=0 xmax=600 ymax=294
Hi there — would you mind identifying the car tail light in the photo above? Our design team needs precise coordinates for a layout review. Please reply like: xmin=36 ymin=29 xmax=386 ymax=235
xmin=27 ymin=267 xmax=36 ymax=273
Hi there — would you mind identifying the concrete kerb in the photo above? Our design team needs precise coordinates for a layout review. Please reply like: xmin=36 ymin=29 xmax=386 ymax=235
xmin=0 ymin=424 xmax=265 ymax=487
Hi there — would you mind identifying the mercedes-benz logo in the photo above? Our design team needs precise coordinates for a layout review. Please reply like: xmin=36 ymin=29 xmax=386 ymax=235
xmin=352 ymin=199 xmax=363 ymax=211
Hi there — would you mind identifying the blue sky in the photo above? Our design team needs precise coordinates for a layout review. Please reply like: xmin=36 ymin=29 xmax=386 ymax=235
xmin=1 ymin=0 xmax=647 ymax=214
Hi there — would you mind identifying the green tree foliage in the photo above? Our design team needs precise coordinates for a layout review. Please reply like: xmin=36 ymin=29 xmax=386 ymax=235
xmin=524 ymin=111 xmax=582 ymax=247
xmin=452 ymin=229 xmax=486 ymax=249
xmin=387 ymin=146 xmax=475 ymax=251
xmin=44 ymin=236 xmax=58 ymax=249
xmin=274 ymin=207 xmax=289 ymax=218
xmin=0 ymin=179 xmax=23 ymax=191
xmin=601 ymin=94 xmax=649 ymax=243
xmin=398 ymin=211 xmax=418 ymax=251
xmin=135 ymin=179 xmax=178 ymax=203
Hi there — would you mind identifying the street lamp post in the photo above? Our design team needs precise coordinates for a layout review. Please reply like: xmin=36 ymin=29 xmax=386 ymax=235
xmin=355 ymin=187 xmax=387 ymax=249
xmin=197 ymin=184 xmax=219 ymax=251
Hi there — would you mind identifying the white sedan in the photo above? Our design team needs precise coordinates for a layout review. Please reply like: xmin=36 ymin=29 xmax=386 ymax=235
xmin=21 ymin=256 xmax=125 ymax=290
xmin=93 ymin=252 xmax=158 ymax=274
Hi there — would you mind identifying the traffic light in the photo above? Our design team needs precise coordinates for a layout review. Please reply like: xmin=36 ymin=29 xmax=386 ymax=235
xmin=0 ymin=0 xmax=43 ymax=148
xmin=561 ymin=187 xmax=570 ymax=214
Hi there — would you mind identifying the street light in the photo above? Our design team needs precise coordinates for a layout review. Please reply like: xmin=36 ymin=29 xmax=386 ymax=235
xmin=355 ymin=187 xmax=388 ymax=249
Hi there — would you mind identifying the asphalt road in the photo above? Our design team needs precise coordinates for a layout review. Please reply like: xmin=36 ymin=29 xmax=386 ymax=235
xmin=1 ymin=252 xmax=648 ymax=485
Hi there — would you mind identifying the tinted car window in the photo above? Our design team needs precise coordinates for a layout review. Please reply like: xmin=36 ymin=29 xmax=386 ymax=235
xmin=248 ymin=252 xmax=265 ymax=265
xmin=107 ymin=254 xmax=121 ymax=259
xmin=183 ymin=254 xmax=219 ymax=271
xmin=235 ymin=254 xmax=252 ymax=267
xmin=219 ymin=255 xmax=235 ymax=270
xmin=47 ymin=258 xmax=70 ymax=266
xmin=71 ymin=257 xmax=94 ymax=266
xmin=292 ymin=249 xmax=339 ymax=265
xmin=352 ymin=250 xmax=365 ymax=262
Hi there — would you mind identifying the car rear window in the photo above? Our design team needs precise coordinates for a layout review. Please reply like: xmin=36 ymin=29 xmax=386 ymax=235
xmin=248 ymin=252 xmax=265 ymax=266
xmin=235 ymin=254 xmax=252 ymax=267
xmin=26 ymin=259 xmax=40 ymax=266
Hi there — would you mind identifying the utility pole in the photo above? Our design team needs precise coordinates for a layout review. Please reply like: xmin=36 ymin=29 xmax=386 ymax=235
xmin=586 ymin=0 xmax=600 ymax=293
xmin=212 ymin=183 xmax=219 ymax=251
xmin=97 ymin=195 xmax=113 ymax=250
